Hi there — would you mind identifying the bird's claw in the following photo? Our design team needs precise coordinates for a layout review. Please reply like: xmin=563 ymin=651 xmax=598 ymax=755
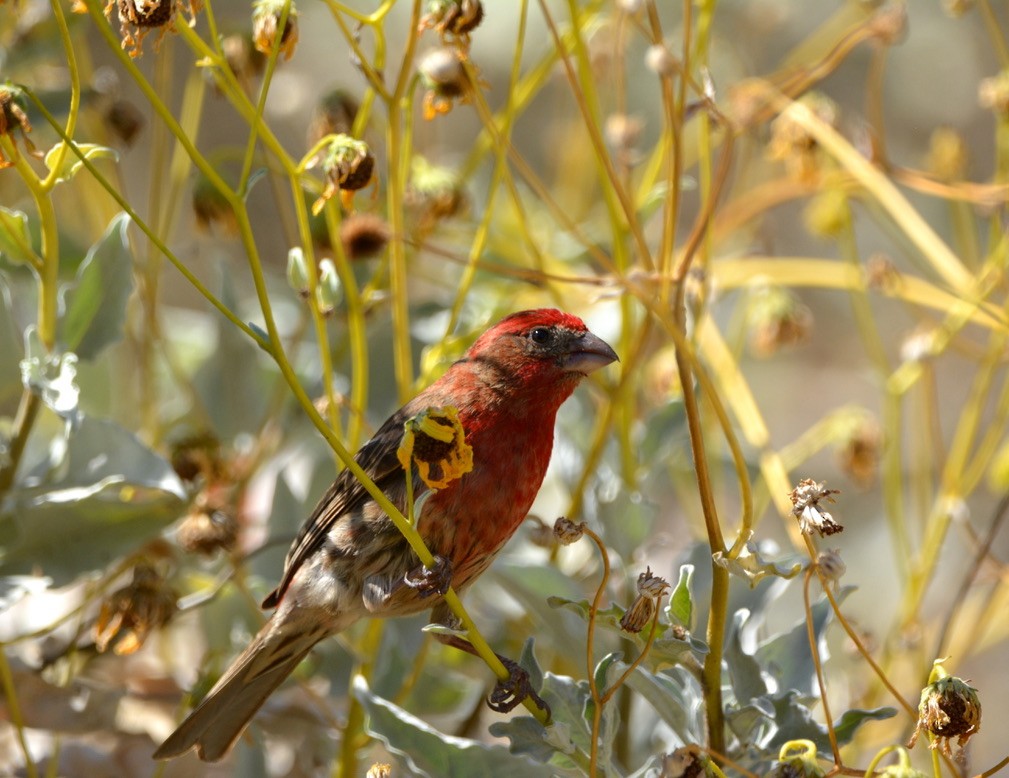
xmin=487 ymin=656 xmax=550 ymax=716
xmin=404 ymin=555 xmax=452 ymax=598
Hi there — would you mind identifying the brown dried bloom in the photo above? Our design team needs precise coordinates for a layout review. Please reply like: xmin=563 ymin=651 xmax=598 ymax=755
xmin=0 ymin=84 xmax=35 ymax=167
xmin=620 ymin=567 xmax=670 ymax=633
xmin=767 ymin=93 xmax=839 ymax=181
xmin=747 ymin=285 xmax=812 ymax=358
xmin=341 ymin=212 xmax=390 ymax=261
xmin=553 ymin=517 xmax=585 ymax=546
xmin=419 ymin=0 xmax=484 ymax=48
xmin=222 ymin=33 xmax=266 ymax=83
xmin=790 ymin=478 xmax=842 ymax=537
xmin=307 ymin=89 xmax=360 ymax=150
xmin=94 ymin=564 xmax=177 ymax=655
xmin=192 ymin=174 xmax=237 ymax=233
xmin=177 ymin=504 xmax=238 ymax=556
xmin=865 ymin=253 xmax=901 ymax=293
xmin=407 ymin=156 xmax=468 ymax=231
xmin=252 ymin=0 xmax=299 ymax=61
xmin=837 ymin=415 xmax=881 ymax=488
xmin=313 ymin=135 xmax=375 ymax=215
xmin=103 ymin=99 xmax=144 ymax=146
xmin=908 ymin=674 xmax=981 ymax=759
xmin=107 ymin=0 xmax=198 ymax=58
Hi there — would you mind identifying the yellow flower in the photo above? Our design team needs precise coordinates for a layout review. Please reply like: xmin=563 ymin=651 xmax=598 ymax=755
xmin=397 ymin=406 xmax=473 ymax=490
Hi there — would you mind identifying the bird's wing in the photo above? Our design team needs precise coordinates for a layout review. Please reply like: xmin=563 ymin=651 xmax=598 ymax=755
xmin=261 ymin=405 xmax=420 ymax=608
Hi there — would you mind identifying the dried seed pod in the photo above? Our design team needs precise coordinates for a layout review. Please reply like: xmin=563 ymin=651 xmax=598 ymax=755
xmin=177 ymin=506 xmax=238 ymax=556
xmin=94 ymin=564 xmax=177 ymax=655
xmin=340 ymin=212 xmax=390 ymax=261
xmin=419 ymin=0 xmax=484 ymax=47
xmin=908 ymin=673 xmax=981 ymax=758
xmin=252 ymin=0 xmax=299 ymax=61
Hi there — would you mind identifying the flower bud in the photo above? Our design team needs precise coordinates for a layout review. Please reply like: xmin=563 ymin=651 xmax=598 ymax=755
xmin=815 ymin=549 xmax=845 ymax=585
xmin=620 ymin=567 xmax=670 ymax=633
xmin=419 ymin=47 xmax=469 ymax=120
xmin=316 ymin=258 xmax=341 ymax=316
xmin=645 ymin=44 xmax=677 ymax=77
xmin=287 ymin=247 xmax=310 ymax=298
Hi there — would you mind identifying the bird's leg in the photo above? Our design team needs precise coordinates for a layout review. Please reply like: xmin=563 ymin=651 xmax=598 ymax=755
xmin=404 ymin=554 xmax=453 ymax=598
xmin=428 ymin=602 xmax=550 ymax=717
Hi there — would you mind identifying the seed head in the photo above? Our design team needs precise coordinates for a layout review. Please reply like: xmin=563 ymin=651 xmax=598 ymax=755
xmin=790 ymin=478 xmax=843 ymax=537
xmin=552 ymin=517 xmax=585 ymax=546
xmin=908 ymin=673 xmax=981 ymax=759
xmin=252 ymin=0 xmax=299 ymax=61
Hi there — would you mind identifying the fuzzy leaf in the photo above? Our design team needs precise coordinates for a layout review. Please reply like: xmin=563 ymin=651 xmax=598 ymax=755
xmin=623 ymin=665 xmax=703 ymax=745
xmin=44 ymin=143 xmax=118 ymax=184
xmin=59 ymin=213 xmax=133 ymax=360
xmin=0 ymin=417 xmax=186 ymax=585
xmin=353 ymin=676 xmax=557 ymax=778
xmin=20 ymin=327 xmax=79 ymax=423
xmin=725 ymin=609 xmax=769 ymax=704
xmin=0 ymin=207 xmax=35 ymax=266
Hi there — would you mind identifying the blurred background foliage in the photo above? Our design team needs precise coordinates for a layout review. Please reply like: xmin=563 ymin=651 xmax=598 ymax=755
xmin=1 ymin=0 xmax=1009 ymax=776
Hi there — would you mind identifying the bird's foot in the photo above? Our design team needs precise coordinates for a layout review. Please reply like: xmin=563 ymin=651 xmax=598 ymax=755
xmin=404 ymin=555 xmax=452 ymax=598
xmin=488 ymin=656 xmax=550 ymax=717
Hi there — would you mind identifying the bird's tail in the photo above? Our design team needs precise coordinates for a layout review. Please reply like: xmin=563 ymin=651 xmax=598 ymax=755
xmin=153 ymin=614 xmax=333 ymax=762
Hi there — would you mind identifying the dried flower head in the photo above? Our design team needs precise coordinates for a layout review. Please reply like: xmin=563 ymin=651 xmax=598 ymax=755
xmin=908 ymin=673 xmax=981 ymax=759
xmin=747 ymin=285 xmax=813 ymax=358
xmin=102 ymin=99 xmax=144 ymax=146
xmin=104 ymin=0 xmax=199 ymax=58
xmin=407 ymin=156 xmax=468 ymax=230
xmin=0 ymin=84 xmax=36 ymax=167
xmin=979 ymin=70 xmax=1009 ymax=117
xmin=837 ymin=414 xmax=881 ymax=488
xmin=865 ymin=253 xmax=901 ymax=293
xmin=252 ymin=0 xmax=299 ymax=61
xmin=222 ymin=33 xmax=266 ymax=83
xmin=397 ymin=406 xmax=474 ymax=490
xmin=419 ymin=0 xmax=484 ymax=48
xmin=366 ymin=765 xmax=392 ymax=778
xmin=307 ymin=89 xmax=360 ymax=149
xmin=313 ymin=134 xmax=375 ymax=214
xmin=340 ymin=212 xmax=390 ymax=261
xmin=169 ymin=431 xmax=224 ymax=482
xmin=192 ymin=174 xmax=237 ymax=233
xmin=767 ymin=93 xmax=839 ymax=181
xmin=177 ymin=504 xmax=238 ymax=556
xmin=790 ymin=478 xmax=842 ymax=537
xmin=94 ymin=564 xmax=177 ymax=655
xmin=620 ymin=567 xmax=670 ymax=633
xmin=553 ymin=517 xmax=585 ymax=545
xmin=419 ymin=47 xmax=471 ymax=120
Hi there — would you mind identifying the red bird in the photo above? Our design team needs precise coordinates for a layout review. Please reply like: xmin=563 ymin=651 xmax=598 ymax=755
xmin=154 ymin=309 xmax=617 ymax=761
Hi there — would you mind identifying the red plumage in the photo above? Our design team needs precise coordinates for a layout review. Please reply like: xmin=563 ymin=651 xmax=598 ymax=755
xmin=153 ymin=309 xmax=617 ymax=762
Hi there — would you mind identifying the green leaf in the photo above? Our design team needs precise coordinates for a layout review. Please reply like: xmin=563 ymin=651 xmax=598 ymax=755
xmin=623 ymin=665 xmax=703 ymax=745
xmin=831 ymin=706 xmax=897 ymax=745
xmin=353 ymin=676 xmax=558 ymax=778
xmin=0 ymin=207 xmax=36 ymax=266
xmin=0 ymin=416 xmax=186 ymax=586
xmin=725 ymin=609 xmax=769 ymax=704
xmin=59 ymin=213 xmax=134 ymax=360
xmin=667 ymin=563 xmax=694 ymax=628
xmin=44 ymin=143 xmax=118 ymax=184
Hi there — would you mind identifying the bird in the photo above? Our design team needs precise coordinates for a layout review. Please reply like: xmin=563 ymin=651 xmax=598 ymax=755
xmin=153 ymin=308 xmax=618 ymax=762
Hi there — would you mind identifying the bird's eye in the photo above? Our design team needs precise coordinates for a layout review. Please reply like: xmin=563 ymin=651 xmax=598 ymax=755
xmin=529 ymin=327 xmax=553 ymax=345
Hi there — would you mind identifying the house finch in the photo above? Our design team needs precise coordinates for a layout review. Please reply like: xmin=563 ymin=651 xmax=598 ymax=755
xmin=154 ymin=309 xmax=617 ymax=762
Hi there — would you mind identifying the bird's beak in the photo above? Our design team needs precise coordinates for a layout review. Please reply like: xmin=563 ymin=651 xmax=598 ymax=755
xmin=564 ymin=331 xmax=619 ymax=375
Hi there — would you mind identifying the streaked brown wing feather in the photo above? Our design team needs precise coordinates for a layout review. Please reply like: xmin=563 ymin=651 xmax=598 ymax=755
xmin=262 ymin=404 xmax=420 ymax=609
